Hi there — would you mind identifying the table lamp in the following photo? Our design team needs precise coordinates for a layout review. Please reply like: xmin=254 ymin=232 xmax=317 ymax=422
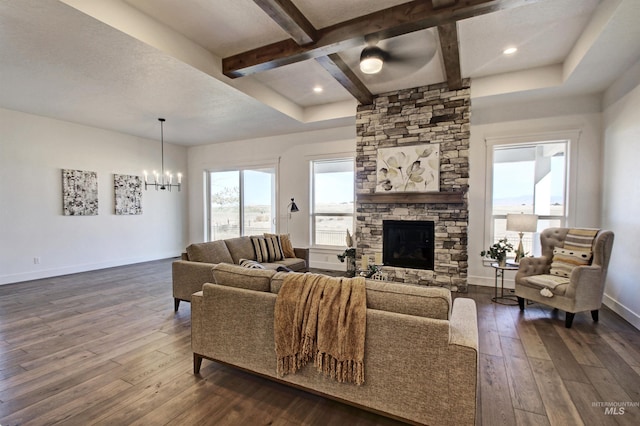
xmin=506 ymin=213 xmax=538 ymax=262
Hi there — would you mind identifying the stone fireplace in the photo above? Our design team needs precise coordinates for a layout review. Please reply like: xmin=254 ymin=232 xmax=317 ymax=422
xmin=355 ymin=81 xmax=470 ymax=292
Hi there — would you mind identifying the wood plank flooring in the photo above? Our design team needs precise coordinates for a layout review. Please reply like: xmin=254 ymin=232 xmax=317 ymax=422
xmin=1 ymin=259 xmax=638 ymax=425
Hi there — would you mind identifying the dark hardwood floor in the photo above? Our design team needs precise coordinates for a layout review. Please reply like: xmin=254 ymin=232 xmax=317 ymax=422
xmin=0 ymin=259 xmax=638 ymax=425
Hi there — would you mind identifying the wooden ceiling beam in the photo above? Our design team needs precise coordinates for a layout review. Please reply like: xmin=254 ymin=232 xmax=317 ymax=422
xmin=252 ymin=0 xmax=317 ymax=45
xmin=253 ymin=0 xmax=372 ymax=104
xmin=437 ymin=22 xmax=463 ymax=89
xmin=316 ymin=54 xmax=373 ymax=105
xmin=224 ymin=0 xmax=540 ymax=78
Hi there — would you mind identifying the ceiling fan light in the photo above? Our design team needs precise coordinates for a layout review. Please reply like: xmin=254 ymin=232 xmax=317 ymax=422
xmin=360 ymin=47 xmax=384 ymax=74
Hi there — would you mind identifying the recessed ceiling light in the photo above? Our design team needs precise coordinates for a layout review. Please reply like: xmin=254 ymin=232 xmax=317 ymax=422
xmin=503 ymin=47 xmax=518 ymax=55
xmin=313 ymin=86 xmax=323 ymax=93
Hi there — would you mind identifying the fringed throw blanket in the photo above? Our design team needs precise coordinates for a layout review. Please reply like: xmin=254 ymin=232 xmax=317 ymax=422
xmin=274 ymin=273 xmax=366 ymax=385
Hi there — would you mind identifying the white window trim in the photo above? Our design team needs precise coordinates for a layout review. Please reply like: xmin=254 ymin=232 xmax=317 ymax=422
xmin=483 ymin=130 xmax=581 ymax=249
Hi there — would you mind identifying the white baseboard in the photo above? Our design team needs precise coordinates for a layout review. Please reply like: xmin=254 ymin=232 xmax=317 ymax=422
xmin=0 ymin=253 xmax=179 ymax=285
xmin=467 ymin=274 xmax=515 ymax=289
xmin=602 ymin=294 xmax=640 ymax=330
xmin=309 ymin=260 xmax=344 ymax=271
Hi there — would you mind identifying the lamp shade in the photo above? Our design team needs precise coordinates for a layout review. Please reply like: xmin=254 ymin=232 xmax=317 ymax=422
xmin=360 ymin=46 xmax=385 ymax=74
xmin=289 ymin=198 xmax=299 ymax=213
xmin=506 ymin=213 xmax=538 ymax=233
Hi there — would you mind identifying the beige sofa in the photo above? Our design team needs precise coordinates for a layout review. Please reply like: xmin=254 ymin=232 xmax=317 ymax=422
xmin=191 ymin=263 xmax=479 ymax=425
xmin=172 ymin=236 xmax=308 ymax=311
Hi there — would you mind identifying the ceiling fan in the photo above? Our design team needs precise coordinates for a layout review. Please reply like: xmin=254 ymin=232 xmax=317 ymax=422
xmin=358 ymin=29 xmax=438 ymax=80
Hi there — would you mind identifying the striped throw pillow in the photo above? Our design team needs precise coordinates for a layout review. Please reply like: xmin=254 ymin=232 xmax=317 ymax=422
xmin=550 ymin=248 xmax=592 ymax=278
xmin=563 ymin=228 xmax=598 ymax=251
xmin=239 ymin=258 xmax=266 ymax=269
xmin=250 ymin=235 xmax=284 ymax=263
xmin=264 ymin=233 xmax=295 ymax=258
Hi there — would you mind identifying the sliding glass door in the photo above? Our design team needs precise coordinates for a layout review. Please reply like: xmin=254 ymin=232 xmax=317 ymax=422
xmin=207 ymin=167 xmax=276 ymax=241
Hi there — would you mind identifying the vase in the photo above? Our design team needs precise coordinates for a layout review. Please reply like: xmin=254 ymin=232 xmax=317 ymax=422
xmin=498 ymin=258 xmax=506 ymax=267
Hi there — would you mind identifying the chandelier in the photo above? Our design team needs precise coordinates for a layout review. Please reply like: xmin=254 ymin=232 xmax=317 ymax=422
xmin=144 ymin=118 xmax=181 ymax=191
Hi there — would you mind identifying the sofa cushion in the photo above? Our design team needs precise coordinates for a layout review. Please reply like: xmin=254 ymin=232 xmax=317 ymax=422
xmin=550 ymin=247 xmax=592 ymax=278
xmin=277 ymin=257 xmax=306 ymax=271
xmin=212 ymin=263 xmax=274 ymax=292
xmin=270 ymin=272 xmax=451 ymax=320
xmin=364 ymin=280 xmax=451 ymax=320
xmin=224 ymin=237 xmax=256 ymax=264
xmin=186 ymin=241 xmax=233 ymax=264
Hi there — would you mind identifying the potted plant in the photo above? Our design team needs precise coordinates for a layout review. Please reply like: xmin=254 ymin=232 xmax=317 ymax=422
xmin=337 ymin=247 xmax=356 ymax=277
xmin=481 ymin=238 xmax=514 ymax=267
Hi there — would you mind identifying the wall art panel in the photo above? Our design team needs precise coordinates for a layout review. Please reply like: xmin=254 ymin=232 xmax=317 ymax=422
xmin=114 ymin=174 xmax=142 ymax=215
xmin=62 ymin=169 xmax=98 ymax=215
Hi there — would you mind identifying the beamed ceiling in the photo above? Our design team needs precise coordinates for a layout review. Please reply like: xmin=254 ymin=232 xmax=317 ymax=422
xmin=0 ymin=0 xmax=639 ymax=145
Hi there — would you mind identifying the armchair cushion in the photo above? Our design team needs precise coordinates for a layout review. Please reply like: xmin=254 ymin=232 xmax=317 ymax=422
xmin=523 ymin=275 xmax=570 ymax=295
xmin=550 ymin=248 xmax=592 ymax=278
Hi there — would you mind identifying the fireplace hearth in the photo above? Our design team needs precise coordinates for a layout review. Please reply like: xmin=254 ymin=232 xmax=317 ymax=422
xmin=383 ymin=220 xmax=434 ymax=270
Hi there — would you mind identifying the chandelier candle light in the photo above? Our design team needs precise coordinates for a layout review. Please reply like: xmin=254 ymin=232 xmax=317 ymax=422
xmin=144 ymin=118 xmax=181 ymax=192
xmin=506 ymin=213 xmax=538 ymax=262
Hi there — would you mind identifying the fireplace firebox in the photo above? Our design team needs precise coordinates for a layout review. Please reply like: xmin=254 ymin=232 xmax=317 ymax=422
xmin=382 ymin=220 xmax=435 ymax=270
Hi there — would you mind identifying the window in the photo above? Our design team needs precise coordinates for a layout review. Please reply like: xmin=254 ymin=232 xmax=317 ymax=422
xmin=489 ymin=141 xmax=568 ymax=255
xmin=207 ymin=167 xmax=276 ymax=241
xmin=311 ymin=159 xmax=354 ymax=246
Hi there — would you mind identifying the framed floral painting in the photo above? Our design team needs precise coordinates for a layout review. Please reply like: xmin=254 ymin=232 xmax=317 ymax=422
xmin=376 ymin=143 xmax=440 ymax=193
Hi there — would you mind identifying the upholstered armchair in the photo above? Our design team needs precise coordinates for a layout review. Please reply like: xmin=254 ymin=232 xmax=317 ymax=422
xmin=515 ymin=228 xmax=614 ymax=328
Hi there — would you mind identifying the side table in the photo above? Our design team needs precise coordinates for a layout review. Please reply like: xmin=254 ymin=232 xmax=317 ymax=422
xmin=490 ymin=262 xmax=519 ymax=305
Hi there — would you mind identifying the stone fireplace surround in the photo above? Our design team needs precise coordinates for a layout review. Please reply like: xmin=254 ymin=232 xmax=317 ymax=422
xmin=355 ymin=81 xmax=470 ymax=292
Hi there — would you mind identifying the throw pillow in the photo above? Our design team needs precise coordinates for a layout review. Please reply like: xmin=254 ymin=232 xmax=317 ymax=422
xmin=563 ymin=228 xmax=598 ymax=251
xmin=250 ymin=235 xmax=284 ymax=262
xmin=265 ymin=233 xmax=296 ymax=258
xmin=550 ymin=248 xmax=592 ymax=278
xmin=239 ymin=258 xmax=266 ymax=269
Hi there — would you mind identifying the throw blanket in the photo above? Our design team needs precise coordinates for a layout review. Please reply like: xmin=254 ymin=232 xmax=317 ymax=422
xmin=274 ymin=273 xmax=366 ymax=385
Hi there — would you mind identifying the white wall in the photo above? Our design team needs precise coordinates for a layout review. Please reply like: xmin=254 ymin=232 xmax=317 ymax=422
xmin=601 ymin=59 xmax=640 ymax=329
xmin=187 ymin=125 xmax=356 ymax=269
xmin=467 ymin=97 xmax=604 ymax=288
xmin=0 ymin=108 xmax=188 ymax=284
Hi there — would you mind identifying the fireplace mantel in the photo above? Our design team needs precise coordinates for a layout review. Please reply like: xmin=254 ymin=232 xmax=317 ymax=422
xmin=357 ymin=191 xmax=464 ymax=204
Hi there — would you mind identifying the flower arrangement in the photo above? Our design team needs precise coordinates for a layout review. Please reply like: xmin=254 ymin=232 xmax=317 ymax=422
xmin=481 ymin=238 xmax=514 ymax=265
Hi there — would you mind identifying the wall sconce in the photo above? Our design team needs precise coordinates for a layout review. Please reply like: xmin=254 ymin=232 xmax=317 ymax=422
xmin=506 ymin=213 xmax=538 ymax=262
xmin=144 ymin=118 xmax=181 ymax=192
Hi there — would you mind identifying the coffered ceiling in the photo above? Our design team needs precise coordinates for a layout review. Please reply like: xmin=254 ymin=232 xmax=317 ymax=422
xmin=0 ymin=0 xmax=638 ymax=146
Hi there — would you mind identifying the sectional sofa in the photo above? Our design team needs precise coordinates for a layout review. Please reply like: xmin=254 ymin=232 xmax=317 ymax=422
xmin=191 ymin=263 xmax=479 ymax=425
xmin=172 ymin=236 xmax=308 ymax=311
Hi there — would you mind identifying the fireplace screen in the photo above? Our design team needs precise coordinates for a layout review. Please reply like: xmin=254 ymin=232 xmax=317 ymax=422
xmin=383 ymin=220 xmax=435 ymax=270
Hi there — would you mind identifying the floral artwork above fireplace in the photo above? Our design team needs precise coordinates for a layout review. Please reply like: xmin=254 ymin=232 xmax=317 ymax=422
xmin=376 ymin=143 xmax=440 ymax=193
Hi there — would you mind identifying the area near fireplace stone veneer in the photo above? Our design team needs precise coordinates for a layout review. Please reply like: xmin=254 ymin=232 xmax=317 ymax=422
xmin=355 ymin=80 xmax=470 ymax=292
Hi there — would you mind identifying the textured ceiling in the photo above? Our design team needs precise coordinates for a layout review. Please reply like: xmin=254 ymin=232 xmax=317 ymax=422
xmin=1 ymin=0 xmax=639 ymax=146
